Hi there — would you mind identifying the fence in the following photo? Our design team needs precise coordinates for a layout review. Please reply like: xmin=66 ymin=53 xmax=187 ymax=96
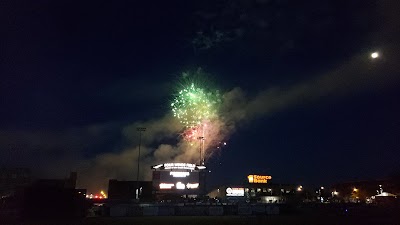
xmin=109 ymin=204 xmax=279 ymax=217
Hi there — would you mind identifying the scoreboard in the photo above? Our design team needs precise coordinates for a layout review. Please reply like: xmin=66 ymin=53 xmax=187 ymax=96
xmin=152 ymin=163 xmax=206 ymax=195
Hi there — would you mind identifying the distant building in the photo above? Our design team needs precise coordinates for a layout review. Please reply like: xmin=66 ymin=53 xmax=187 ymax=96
xmin=209 ymin=183 xmax=296 ymax=203
xmin=0 ymin=168 xmax=31 ymax=197
xmin=371 ymin=192 xmax=398 ymax=205
xmin=23 ymin=172 xmax=87 ymax=219
xmin=34 ymin=172 xmax=77 ymax=189
xmin=108 ymin=180 xmax=153 ymax=202
xmin=332 ymin=178 xmax=400 ymax=203
xmin=208 ymin=174 xmax=297 ymax=204
xmin=1 ymin=170 xmax=87 ymax=220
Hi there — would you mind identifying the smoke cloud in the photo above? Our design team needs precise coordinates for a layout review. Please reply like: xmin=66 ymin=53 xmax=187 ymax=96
xmin=1 ymin=1 xmax=398 ymax=195
xmin=1 ymin=47 xmax=396 ymax=193
xmin=75 ymin=49 xmax=399 ymax=192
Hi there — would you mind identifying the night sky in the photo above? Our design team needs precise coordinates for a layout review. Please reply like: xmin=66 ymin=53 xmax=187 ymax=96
xmin=1 ymin=0 xmax=400 ymax=192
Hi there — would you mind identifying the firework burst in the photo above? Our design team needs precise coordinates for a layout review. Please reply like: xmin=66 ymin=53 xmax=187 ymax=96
xmin=171 ymin=83 xmax=220 ymax=128
xmin=171 ymin=71 xmax=221 ymax=143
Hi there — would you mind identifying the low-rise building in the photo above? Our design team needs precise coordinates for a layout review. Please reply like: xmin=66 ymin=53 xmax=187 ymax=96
xmin=208 ymin=174 xmax=297 ymax=203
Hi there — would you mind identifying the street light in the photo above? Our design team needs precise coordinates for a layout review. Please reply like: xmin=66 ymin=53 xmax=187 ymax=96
xmin=136 ymin=127 xmax=146 ymax=200
xmin=297 ymin=185 xmax=303 ymax=191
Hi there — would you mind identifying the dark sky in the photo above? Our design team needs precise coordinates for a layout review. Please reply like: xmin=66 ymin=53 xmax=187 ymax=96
xmin=1 ymin=0 xmax=400 ymax=191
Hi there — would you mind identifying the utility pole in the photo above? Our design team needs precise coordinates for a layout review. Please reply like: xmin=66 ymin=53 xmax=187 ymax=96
xmin=136 ymin=127 xmax=146 ymax=200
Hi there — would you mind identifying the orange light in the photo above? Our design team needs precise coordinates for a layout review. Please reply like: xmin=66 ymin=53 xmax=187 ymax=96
xmin=248 ymin=175 xmax=272 ymax=183
xmin=297 ymin=186 xmax=303 ymax=191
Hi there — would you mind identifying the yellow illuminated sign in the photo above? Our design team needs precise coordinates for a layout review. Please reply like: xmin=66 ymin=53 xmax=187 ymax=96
xmin=248 ymin=175 xmax=272 ymax=183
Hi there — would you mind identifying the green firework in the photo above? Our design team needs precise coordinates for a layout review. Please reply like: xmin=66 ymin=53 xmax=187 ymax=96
xmin=171 ymin=82 xmax=220 ymax=128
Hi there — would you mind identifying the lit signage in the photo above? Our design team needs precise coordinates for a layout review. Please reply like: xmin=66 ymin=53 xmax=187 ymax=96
xmin=248 ymin=175 xmax=272 ymax=183
xmin=164 ymin=163 xmax=196 ymax=170
xmin=197 ymin=165 xmax=206 ymax=170
xmin=186 ymin=183 xmax=199 ymax=189
xmin=159 ymin=183 xmax=174 ymax=189
xmin=159 ymin=182 xmax=199 ymax=190
xmin=170 ymin=171 xmax=190 ymax=177
xmin=152 ymin=164 xmax=163 ymax=169
xmin=176 ymin=182 xmax=186 ymax=190
xmin=152 ymin=163 xmax=206 ymax=170
xmin=226 ymin=187 xmax=245 ymax=197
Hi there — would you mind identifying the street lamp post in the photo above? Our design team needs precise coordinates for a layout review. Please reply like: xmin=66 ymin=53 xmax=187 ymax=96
xmin=136 ymin=127 xmax=146 ymax=200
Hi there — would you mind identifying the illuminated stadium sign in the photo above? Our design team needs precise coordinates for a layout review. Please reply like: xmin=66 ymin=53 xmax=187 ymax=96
xmin=164 ymin=163 xmax=196 ymax=170
xmin=159 ymin=183 xmax=175 ymax=189
xmin=159 ymin=182 xmax=199 ymax=190
xmin=153 ymin=168 xmax=200 ymax=191
xmin=152 ymin=163 xmax=206 ymax=171
xmin=152 ymin=162 xmax=206 ymax=195
xmin=151 ymin=163 xmax=207 ymax=171
xmin=247 ymin=175 xmax=272 ymax=184
xmin=186 ymin=183 xmax=199 ymax=189
xmin=170 ymin=171 xmax=190 ymax=177
xmin=226 ymin=187 xmax=245 ymax=197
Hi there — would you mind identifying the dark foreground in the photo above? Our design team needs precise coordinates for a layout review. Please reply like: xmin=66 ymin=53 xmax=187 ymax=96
xmin=11 ymin=214 xmax=398 ymax=225
xmin=2 ymin=204 xmax=399 ymax=225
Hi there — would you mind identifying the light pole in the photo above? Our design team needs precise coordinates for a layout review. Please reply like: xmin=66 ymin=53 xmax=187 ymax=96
xmin=136 ymin=127 xmax=146 ymax=200
xmin=198 ymin=136 xmax=205 ymax=165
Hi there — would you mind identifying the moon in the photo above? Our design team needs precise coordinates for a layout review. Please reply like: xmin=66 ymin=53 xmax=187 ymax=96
xmin=371 ymin=52 xmax=379 ymax=59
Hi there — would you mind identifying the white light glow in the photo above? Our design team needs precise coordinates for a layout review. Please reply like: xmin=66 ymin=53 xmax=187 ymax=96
xmin=87 ymin=194 xmax=93 ymax=199
xmin=152 ymin=164 xmax=163 ymax=169
xmin=159 ymin=183 xmax=174 ymax=189
xmin=297 ymin=186 xmax=303 ymax=191
xmin=197 ymin=165 xmax=206 ymax=170
xmin=164 ymin=163 xmax=196 ymax=170
xmin=226 ymin=187 xmax=245 ymax=197
xmin=170 ymin=171 xmax=190 ymax=177
xmin=371 ymin=52 xmax=379 ymax=59
xmin=176 ymin=182 xmax=185 ymax=190
xmin=186 ymin=183 xmax=199 ymax=189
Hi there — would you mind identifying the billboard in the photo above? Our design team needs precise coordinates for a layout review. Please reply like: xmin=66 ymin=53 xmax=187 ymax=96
xmin=153 ymin=170 xmax=199 ymax=190
xmin=226 ymin=187 xmax=245 ymax=197
xmin=152 ymin=163 xmax=206 ymax=194
xmin=247 ymin=175 xmax=272 ymax=184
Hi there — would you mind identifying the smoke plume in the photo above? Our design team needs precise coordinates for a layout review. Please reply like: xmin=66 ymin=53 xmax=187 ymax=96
xmin=76 ymin=49 xmax=399 ymax=192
